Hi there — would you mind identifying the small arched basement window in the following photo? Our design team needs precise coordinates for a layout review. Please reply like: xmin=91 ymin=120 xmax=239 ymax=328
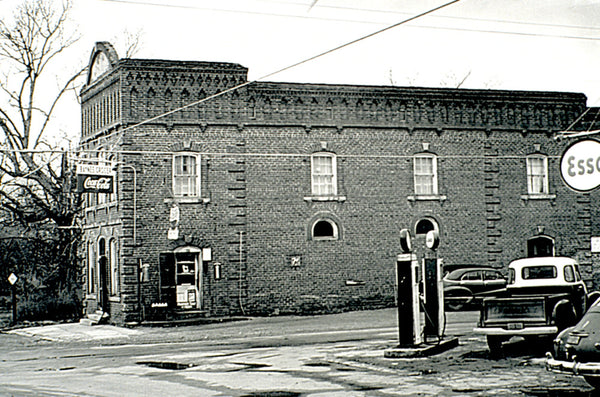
xmin=311 ymin=219 xmax=339 ymax=240
xmin=415 ymin=218 xmax=439 ymax=236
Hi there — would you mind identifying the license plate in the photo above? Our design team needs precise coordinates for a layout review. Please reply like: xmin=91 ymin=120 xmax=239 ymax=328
xmin=567 ymin=335 xmax=581 ymax=345
xmin=507 ymin=322 xmax=524 ymax=330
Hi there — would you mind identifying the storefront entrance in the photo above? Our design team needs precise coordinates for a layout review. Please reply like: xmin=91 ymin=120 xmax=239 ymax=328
xmin=159 ymin=247 xmax=203 ymax=309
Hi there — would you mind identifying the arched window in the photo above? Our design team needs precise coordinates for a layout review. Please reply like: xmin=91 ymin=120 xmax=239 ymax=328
xmin=527 ymin=235 xmax=555 ymax=257
xmin=109 ymin=238 xmax=119 ymax=296
xmin=415 ymin=217 xmax=439 ymax=236
xmin=311 ymin=219 xmax=339 ymax=240
xmin=88 ymin=241 xmax=96 ymax=293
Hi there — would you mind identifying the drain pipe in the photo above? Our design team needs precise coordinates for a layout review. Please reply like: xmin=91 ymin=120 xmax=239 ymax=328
xmin=239 ymin=231 xmax=246 ymax=315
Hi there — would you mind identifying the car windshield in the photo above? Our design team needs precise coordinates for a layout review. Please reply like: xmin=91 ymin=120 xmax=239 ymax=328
xmin=522 ymin=265 xmax=557 ymax=280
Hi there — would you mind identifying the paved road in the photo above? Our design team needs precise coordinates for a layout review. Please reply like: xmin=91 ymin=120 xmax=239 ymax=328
xmin=0 ymin=309 xmax=594 ymax=396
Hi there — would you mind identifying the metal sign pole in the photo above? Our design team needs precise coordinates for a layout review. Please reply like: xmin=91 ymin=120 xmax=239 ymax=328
xmin=8 ymin=273 xmax=18 ymax=324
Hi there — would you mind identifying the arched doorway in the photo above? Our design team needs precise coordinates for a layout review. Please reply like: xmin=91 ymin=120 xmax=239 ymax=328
xmin=527 ymin=235 xmax=555 ymax=257
xmin=98 ymin=237 xmax=109 ymax=312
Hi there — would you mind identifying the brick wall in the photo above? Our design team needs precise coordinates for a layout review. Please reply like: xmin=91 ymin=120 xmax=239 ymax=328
xmin=79 ymin=48 xmax=599 ymax=324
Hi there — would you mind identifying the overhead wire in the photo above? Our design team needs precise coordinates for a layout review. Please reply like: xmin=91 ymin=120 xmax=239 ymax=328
xmin=100 ymin=0 xmax=462 ymax=139
xmin=99 ymin=0 xmax=600 ymax=38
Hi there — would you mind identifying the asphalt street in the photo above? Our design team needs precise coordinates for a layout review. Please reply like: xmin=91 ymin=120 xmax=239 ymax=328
xmin=0 ymin=308 xmax=595 ymax=396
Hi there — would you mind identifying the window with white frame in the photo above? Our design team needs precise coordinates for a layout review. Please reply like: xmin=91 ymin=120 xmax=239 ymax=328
xmin=413 ymin=154 xmax=438 ymax=195
xmin=526 ymin=155 xmax=548 ymax=194
xmin=173 ymin=153 xmax=200 ymax=197
xmin=311 ymin=153 xmax=337 ymax=196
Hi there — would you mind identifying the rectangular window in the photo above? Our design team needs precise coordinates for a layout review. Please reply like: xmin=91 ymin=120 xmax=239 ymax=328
xmin=109 ymin=239 xmax=119 ymax=296
xmin=414 ymin=155 xmax=437 ymax=195
xmin=311 ymin=154 xmax=337 ymax=196
xmin=173 ymin=154 xmax=199 ymax=197
xmin=88 ymin=243 xmax=96 ymax=294
xmin=527 ymin=156 xmax=548 ymax=194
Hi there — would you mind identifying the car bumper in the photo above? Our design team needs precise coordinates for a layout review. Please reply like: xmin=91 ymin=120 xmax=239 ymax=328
xmin=546 ymin=354 xmax=600 ymax=377
xmin=473 ymin=326 xmax=558 ymax=336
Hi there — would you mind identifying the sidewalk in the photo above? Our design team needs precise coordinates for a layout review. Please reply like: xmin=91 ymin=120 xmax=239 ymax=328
xmin=4 ymin=308 xmax=476 ymax=346
xmin=7 ymin=322 xmax=142 ymax=342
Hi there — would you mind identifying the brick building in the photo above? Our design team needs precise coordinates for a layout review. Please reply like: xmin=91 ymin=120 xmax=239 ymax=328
xmin=78 ymin=42 xmax=600 ymax=325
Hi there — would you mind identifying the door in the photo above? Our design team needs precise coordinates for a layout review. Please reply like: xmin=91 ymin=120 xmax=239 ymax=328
xmin=460 ymin=270 xmax=484 ymax=294
xmin=527 ymin=236 xmax=555 ymax=257
xmin=174 ymin=248 xmax=202 ymax=309
xmin=98 ymin=255 xmax=109 ymax=313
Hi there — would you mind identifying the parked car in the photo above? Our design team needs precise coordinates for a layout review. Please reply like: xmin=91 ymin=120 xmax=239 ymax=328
xmin=443 ymin=267 xmax=506 ymax=311
xmin=474 ymin=256 xmax=590 ymax=356
xmin=547 ymin=293 xmax=600 ymax=389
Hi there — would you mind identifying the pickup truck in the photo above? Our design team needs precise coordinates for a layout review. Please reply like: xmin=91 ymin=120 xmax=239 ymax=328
xmin=473 ymin=257 xmax=590 ymax=355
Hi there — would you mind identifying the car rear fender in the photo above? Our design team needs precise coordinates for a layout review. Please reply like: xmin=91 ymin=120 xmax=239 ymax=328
xmin=587 ymin=291 xmax=600 ymax=310
xmin=552 ymin=299 xmax=577 ymax=331
xmin=444 ymin=286 xmax=473 ymax=297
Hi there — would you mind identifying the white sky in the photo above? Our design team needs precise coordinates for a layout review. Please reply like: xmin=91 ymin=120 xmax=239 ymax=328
xmin=2 ymin=0 xmax=600 ymax=144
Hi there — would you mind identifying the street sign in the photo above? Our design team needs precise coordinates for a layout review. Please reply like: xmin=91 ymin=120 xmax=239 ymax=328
xmin=8 ymin=273 xmax=17 ymax=285
xmin=560 ymin=139 xmax=600 ymax=192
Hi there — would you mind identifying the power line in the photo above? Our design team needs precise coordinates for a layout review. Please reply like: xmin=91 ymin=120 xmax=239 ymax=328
xmin=104 ymin=0 xmax=462 ymax=137
xmin=98 ymin=0 xmax=600 ymax=41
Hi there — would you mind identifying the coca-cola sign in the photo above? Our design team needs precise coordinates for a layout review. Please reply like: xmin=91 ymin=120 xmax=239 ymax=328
xmin=77 ymin=174 xmax=114 ymax=193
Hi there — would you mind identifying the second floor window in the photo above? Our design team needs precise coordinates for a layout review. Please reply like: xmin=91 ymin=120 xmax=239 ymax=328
xmin=311 ymin=153 xmax=337 ymax=196
xmin=526 ymin=155 xmax=548 ymax=194
xmin=173 ymin=154 xmax=199 ymax=197
xmin=414 ymin=154 xmax=438 ymax=195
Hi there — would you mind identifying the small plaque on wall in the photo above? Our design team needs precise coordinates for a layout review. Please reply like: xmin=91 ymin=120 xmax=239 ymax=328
xmin=168 ymin=227 xmax=179 ymax=240
xmin=592 ymin=237 xmax=600 ymax=253
xmin=202 ymin=248 xmax=212 ymax=261
xmin=288 ymin=255 xmax=302 ymax=268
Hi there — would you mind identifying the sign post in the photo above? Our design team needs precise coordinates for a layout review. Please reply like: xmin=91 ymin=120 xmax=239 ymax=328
xmin=8 ymin=273 xmax=18 ymax=324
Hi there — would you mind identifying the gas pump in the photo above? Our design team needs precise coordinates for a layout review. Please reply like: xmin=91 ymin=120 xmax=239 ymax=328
xmin=388 ymin=229 xmax=456 ymax=357
xmin=396 ymin=229 xmax=422 ymax=347
xmin=423 ymin=230 xmax=445 ymax=340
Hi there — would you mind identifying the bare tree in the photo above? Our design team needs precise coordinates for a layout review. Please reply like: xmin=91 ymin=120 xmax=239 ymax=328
xmin=0 ymin=0 xmax=85 ymax=321
xmin=0 ymin=0 xmax=84 ymax=227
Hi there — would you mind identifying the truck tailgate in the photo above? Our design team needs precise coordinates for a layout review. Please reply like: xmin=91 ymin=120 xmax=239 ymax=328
xmin=482 ymin=296 xmax=547 ymax=326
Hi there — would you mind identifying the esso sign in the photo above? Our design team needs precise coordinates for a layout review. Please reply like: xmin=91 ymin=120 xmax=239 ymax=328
xmin=560 ymin=139 xmax=600 ymax=192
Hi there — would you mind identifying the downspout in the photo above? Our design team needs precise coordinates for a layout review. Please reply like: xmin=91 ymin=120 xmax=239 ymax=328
xmin=239 ymin=231 xmax=246 ymax=315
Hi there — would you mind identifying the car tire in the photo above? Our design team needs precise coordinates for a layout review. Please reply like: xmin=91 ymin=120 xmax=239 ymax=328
xmin=444 ymin=291 xmax=472 ymax=311
xmin=487 ymin=335 xmax=505 ymax=357
xmin=584 ymin=376 xmax=600 ymax=389
xmin=553 ymin=300 xmax=577 ymax=332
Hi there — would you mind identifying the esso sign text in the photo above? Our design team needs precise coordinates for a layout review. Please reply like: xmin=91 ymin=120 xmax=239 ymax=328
xmin=560 ymin=139 xmax=600 ymax=192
